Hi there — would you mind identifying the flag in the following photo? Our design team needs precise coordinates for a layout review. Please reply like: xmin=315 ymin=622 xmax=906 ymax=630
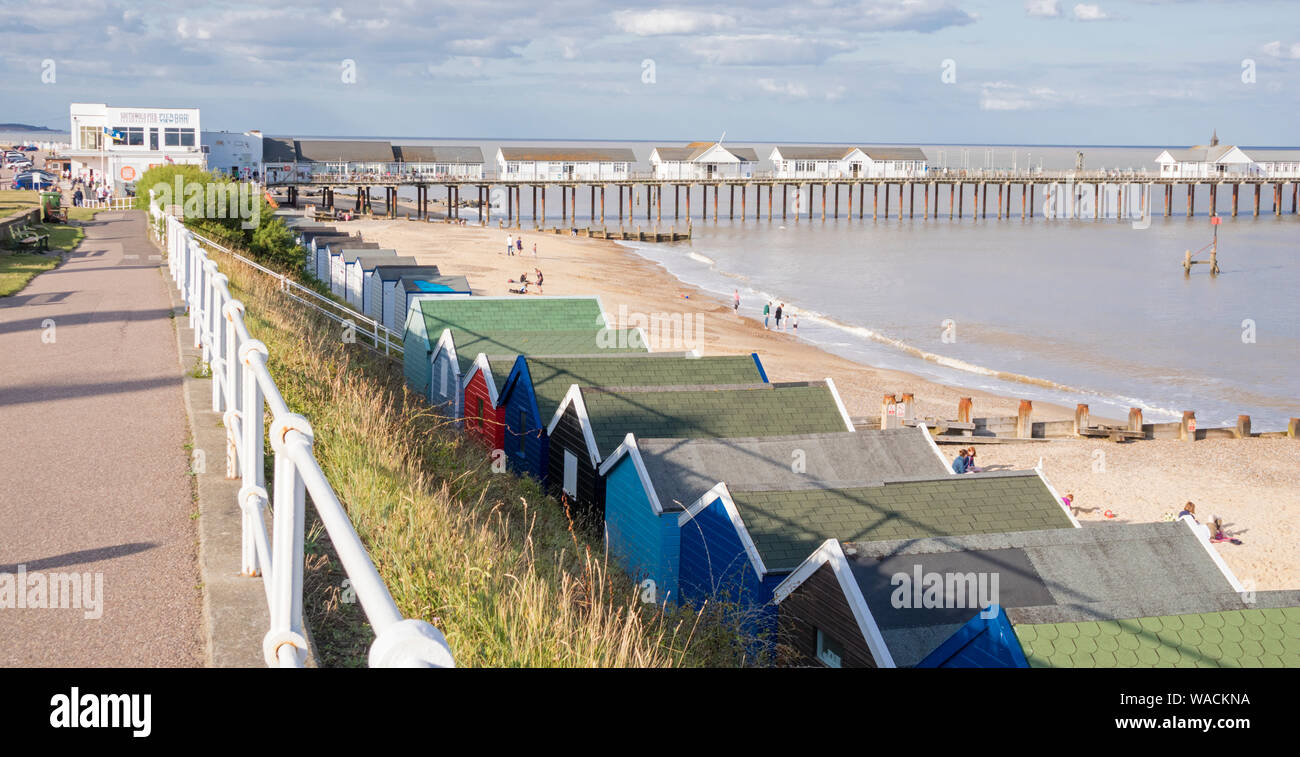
xmin=164 ymin=155 xmax=174 ymax=164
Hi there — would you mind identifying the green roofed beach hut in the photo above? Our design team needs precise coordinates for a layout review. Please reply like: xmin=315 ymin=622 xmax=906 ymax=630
xmin=402 ymin=296 xmax=648 ymax=419
xmin=546 ymin=380 xmax=855 ymax=525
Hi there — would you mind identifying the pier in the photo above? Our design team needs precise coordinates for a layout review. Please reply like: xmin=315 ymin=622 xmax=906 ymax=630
xmin=272 ymin=173 xmax=1300 ymax=229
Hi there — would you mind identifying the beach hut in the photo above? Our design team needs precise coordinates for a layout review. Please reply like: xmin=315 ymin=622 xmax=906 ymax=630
xmin=546 ymin=381 xmax=855 ymax=527
xmin=313 ymin=237 xmax=366 ymax=288
xmin=401 ymin=296 xmax=648 ymax=418
xmin=496 ymin=147 xmax=636 ymax=181
xmin=342 ymin=251 xmax=416 ymax=308
xmin=364 ymin=265 xmax=440 ymax=326
xmin=492 ymin=353 xmax=769 ymax=482
xmin=772 ymin=520 xmax=1253 ymax=668
xmin=392 ymin=145 xmax=485 ymax=179
xmin=330 ymin=246 xmax=388 ymax=298
xmin=597 ymin=427 xmax=952 ymax=609
xmin=649 ymin=142 xmax=758 ymax=180
xmin=385 ymin=274 xmax=472 ymax=334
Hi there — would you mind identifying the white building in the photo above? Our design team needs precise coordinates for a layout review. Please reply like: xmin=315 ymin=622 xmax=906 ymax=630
xmin=496 ymin=147 xmax=635 ymax=181
xmin=769 ymin=146 xmax=928 ymax=179
xmin=649 ymin=142 xmax=757 ymax=179
xmin=64 ymin=103 xmax=203 ymax=190
xmin=1154 ymin=134 xmax=1254 ymax=178
xmin=296 ymin=140 xmax=398 ymax=177
xmin=1244 ymin=149 xmax=1300 ymax=178
xmin=261 ymin=137 xmax=303 ymax=183
xmin=393 ymin=145 xmax=485 ymax=179
xmin=202 ymin=130 xmax=264 ymax=180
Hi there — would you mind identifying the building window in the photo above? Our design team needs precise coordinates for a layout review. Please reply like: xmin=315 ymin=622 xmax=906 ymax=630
xmin=112 ymin=126 xmax=145 ymax=146
xmin=164 ymin=128 xmax=196 ymax=147
xmin=815 ymin=629 xmax=843 ymax=668
xmin=79 ymin=126 xmax=103 ymax=151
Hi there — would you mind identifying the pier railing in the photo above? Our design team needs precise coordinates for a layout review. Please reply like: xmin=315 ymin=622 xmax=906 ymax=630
xmin=159 ymin=209 xmax=452 ymax=668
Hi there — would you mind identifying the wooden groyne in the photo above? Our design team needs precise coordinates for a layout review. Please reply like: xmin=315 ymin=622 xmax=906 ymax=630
xmin=858 ymin=394 xmax=1299 ymax=443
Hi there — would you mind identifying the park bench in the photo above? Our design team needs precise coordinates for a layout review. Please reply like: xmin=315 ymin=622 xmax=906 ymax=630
xmin=7 ymin=222 xmax=49 ymax=251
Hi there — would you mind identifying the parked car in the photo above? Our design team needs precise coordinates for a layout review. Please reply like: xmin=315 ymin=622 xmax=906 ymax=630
xmin=19 ymin=145 xmax=39 ymax=151
xmin=12 ymin=171 xmax=58 ymax=190
xmin=5 ymin=156 xmax=33 ymax=170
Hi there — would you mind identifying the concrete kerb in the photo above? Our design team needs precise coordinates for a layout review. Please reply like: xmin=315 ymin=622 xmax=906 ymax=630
xmin=155 ymin=236 xmax=318 ymax=668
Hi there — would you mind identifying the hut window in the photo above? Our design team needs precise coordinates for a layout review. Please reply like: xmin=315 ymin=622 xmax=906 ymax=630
xmin=562 ymin=451 xmax=578 ymax=496
xmin=816 ymin=629 xmax=844 ymax=668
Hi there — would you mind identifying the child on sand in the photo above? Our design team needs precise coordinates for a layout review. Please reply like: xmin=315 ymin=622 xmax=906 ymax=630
xmin=733 ymin=290 xmax=740 ymax=315
xmin=951 ymin=449 xmax=970 ymax=474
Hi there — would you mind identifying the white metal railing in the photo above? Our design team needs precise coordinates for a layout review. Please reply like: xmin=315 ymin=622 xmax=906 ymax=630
xmin=158 ymin=208 xmax=452 ymax=668
xmin=77 ymin=197 xmax=134 ymax=210
xmin=186 ymin=229 xmax=403 ymax=359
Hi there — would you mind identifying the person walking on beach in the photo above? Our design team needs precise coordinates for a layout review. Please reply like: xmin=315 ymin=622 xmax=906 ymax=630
xmin=733 ymin=290 xmax=740 ymax=316
xmin=534 ymin=268 xmax=544 ymax=292
xmin=763 ymin=301 xmax=771 ymax=329
xmin=516 ymin=236 xmax=523 ymax=255
xmin=792 ymin=312 xmax=799 ymax=335
xmin=506 ymin=233 xmax=514 ymax=256
xmin=774 ymin=303 xmax=783 ymax=330
xmin=532 ymin=242 xmax=538 ymax=257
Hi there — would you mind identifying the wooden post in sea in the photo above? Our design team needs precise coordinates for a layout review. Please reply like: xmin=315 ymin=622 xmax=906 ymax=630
xmin=1180 ymin=410 xmax=1196 ymax=442
xmin=881 ymin=394 xmax=899 ymax=430
xmin=1187 ymin=183 xmax=1194 ymax=217
xmin=908 ymin=182 xmax=914 ymax=219
xmin=996 ymin=182 xmax=1002 ymax=219
xmin=1210 ymin=183 xmax=1217 ymax=216
xmin=957 ymin=397 xmax=972 ymax=425
xmin=952 ymin=183 xmax=956 ymax=220
xmin=958 ymin=183 xmax=964 ymax=218
xmin=1290 ymin=418 xmax=1299 ymax=439
xmin=1128 ymin=408 xmax=1144 ymax=433
xmin=898 ymin=183 xmax=903 ymax=221
xmin=1022 ymin=184 xmax=1027 ymax=220
xmin=1016 ymin=400 xmax=1033 ymax=439
xmin=1235 ymin=415 xmax=1252 ymax=439
xmin=884 ymin=183 xmax=890 ymax=218
xmin=846 ymin=183 xmax=852 ymax=219
xmin=934 ymin=183 xmax=940 ymax=219
xmin=1232 ymin=183 xmax=1238 ymax=216
xmin=657 ymin=186 xmax=662 ymax=226
xmin=1254 ymin=183 xmax=1260 ymax=216
xmin=874 ymin=183 xmax=879 ymax=221
xmin=981 ymin=182 xmax=988 ymax=219
xmin=900 ymin=393 xmax=915 ymax=425
xmin=924 ymin=183 xmax=929 ymax=219
xmin=1073 ymin=404 xmax=1090 ymax=436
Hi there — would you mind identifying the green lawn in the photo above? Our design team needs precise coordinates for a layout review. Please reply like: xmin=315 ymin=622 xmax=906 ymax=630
xmin=0 ymin=253 xmax=60 ymax=296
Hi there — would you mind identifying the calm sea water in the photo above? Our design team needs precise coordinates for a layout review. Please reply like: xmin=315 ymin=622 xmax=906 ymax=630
xmin=23 ymin=130 xmax=1294 ymax=427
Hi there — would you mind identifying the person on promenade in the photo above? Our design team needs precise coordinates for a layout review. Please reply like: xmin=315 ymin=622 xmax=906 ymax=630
xmin=733 ymin=290 xmax=740 ymax=316
xmin=774 ymin=303 xmax=783 ymax=330
xmin=952 ymin=449 xmax=970 ymax=474
xmin=763 ymin=301 xmax=771 ymax=329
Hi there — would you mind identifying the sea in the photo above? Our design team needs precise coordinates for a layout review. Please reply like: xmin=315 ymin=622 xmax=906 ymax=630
xmin=16 ymin=130 xmax=1296 ymax=428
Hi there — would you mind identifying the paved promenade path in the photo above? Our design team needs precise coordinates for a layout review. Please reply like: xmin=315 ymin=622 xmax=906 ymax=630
xmin=0 ymin=210 xmax=203 ymax=666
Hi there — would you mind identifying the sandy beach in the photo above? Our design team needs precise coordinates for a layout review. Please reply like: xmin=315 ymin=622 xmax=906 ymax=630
xmin=339 ymin=212 xmax=1299 ymax=591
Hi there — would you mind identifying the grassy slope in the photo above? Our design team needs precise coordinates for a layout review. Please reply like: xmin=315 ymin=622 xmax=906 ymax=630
xmin=0 ymin=253 xmax=60 ymax=296
xmin=216 ymin=251 xmax=758 ymax=667
xmin=0 ymin=191 xmax=99 ymax=296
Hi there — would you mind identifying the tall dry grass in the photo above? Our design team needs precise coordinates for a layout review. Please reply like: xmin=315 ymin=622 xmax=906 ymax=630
xmin=219 ymin=251 xmax=757 ymax=667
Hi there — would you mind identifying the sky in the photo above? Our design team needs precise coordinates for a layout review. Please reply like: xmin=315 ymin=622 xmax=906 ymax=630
xmin=3 ymin=0 xmax=1298 ymax=145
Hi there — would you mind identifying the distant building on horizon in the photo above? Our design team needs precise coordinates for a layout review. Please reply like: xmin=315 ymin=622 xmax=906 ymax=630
xmin=64 ymin=102 xmax=203 ymax=189
xmin=496 ymin=147 xmax=635 ymax=181
xmin=201 ymin=129 xmax=263 ymax=180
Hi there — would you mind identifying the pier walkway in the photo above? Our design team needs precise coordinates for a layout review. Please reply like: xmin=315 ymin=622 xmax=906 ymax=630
xmin=0 ymin=210 xmax=203 ymax=666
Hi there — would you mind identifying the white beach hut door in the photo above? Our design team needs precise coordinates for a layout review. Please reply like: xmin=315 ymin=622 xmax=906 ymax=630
xmin=562 ymin=451 xmax=578 ymax=497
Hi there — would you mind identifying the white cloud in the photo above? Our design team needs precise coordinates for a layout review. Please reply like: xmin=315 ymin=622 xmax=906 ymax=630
xmin=613 ymin=9 xmax=735 ymax=36
xmin=176 ymin=18 xmax=211 ymax=40
xmin=979 ymin=81 xmax=1062 ymax=111
xmin=692 ymin=34 xmax=851 ymax=66
xmin=757 ymin=78 xmax=809 ymax=98
xmin=1073 ymin=4 xmax=1108 ymax=21
xmin=1262 ymin=40 xmax=1300 ymax=59
xmin=1025 ymin=1 xmax=1061 ymax=18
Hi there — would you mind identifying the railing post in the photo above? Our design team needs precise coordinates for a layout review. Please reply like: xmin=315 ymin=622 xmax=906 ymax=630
xmin=239 ymin=340 xmax=269 ymax=577
xmin=210 ymin=273 xmax=228 ymax=412
xmin=267 ymin=414 xmax=312 ymax=667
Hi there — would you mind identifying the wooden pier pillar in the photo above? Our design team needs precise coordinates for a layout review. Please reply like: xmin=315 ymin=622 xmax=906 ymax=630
xmin=957 ymin=397 xmax=972 ymax=424
xmin=1164 ymin=184 xmax=1171 ymax=217
xmin=847 ymin=184 xmax=852 ymax=218
xmin=1232 ymin=183 xmax=1238 ymax=216
xmin=898 ymin=183 xmax=903 ymax=221
xmin=859 ymin=184 xmax=865 ymax=219
xmin=742 ymin=185 xmax=747 ymax=221
xmin=951 ymin=183 xmax=956 ymax=220
xmin=1094 ymin=184 xmax=1100 ymax=220
xmin=646 ymin=185 xmax=651 ymax=224
xmin=714 ymin=184 xmax=719 ymax=223
xmin=810 ymin=184 xmax=815 ymax=221
xmin=874 ymin=183 xmax=879 ymax=221
xmin=908 ymin=182 xmax=914 ymax=219
xmin=981 ymin=182 xmax=988 ymax=219
xmin=820 ymin=184 xmax=826 ymax=221
xmin=1235 ymin=415 xmax=1252 ymax=439
xmin=561 ymin=185 xmax=567 ymax=224
xmin=1187 ymin=183 xmax=1193 ymax=217
xmin=1029 ymin=184 xmax=1034 ymax=217
xmin=1016 ymin=400 xmax=1033 ymax=439
xmin=1180 ymin=411 xmax=1196 ymax=442
xmin=729 ymin=184 xmax=735 ymax=220
xmin=1292 ymin=181 xmax=1298 ymax=214
xmin=1128 ymin=408 xmax=1143 ymax=433
xmin=958 ymin=183 xmax=963 ymax=218
xmin=657 ymin=185 xmax=662 ymax=226
xmin=923 ymin=183 xmax=929 ymax=218
xmin=781 ymin=185 xmax=787 ymax=219
xmin=834 ymin=183 xmax=839 ymax=219
xmin=1073 ymin=404 xmax=1090 ymax=436
xmin=507 ymin=184 xmax=513 ymax=223
xmin=1276 ymin=182 xmax=1283 ymax=216
xmin=1210 ymin=183 xmax=1217 ymax=216
xmin=1254 ymin=183 xmax=1260 ymax=216
xmin=616 ymin=185 xmax=622 ymax=224
xmin=885 ymin=183 xmax=890 ymax=218
xmin=996 ymin=182 xmax=1002 ymax=219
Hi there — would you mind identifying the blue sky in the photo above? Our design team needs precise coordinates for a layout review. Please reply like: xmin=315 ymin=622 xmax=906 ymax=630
xmin=4 ymin=0 xmax=1298 ymax=145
